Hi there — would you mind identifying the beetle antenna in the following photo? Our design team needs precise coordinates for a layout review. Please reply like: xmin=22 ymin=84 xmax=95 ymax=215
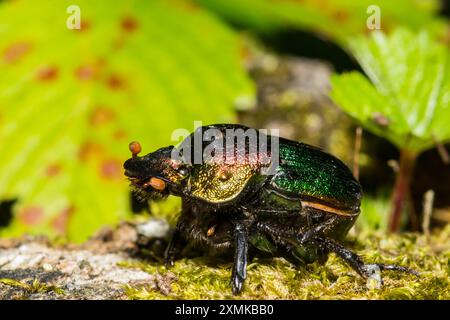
xmin=129 ymin=141 xmax=142 ymax=158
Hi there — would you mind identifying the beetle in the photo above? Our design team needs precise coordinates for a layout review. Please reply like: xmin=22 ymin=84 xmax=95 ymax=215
xmin=124 ymin=124 xmax=417 ymax=294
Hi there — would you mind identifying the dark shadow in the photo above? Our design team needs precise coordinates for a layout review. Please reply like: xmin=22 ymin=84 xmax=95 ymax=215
xmin=0 ymin=199 xmax=16 ymax=228
xmin=129 ymin=192 xmax=149 ymax=214
xmin=358 ymin=131 xmax=399 ymax=194
xmin=413 ymin=145 xmax=450 ymax=212
xmin=259 ymin=29 xmax=362 ymax=73
xmin=440 ymin=0 xmax=450 ymax=18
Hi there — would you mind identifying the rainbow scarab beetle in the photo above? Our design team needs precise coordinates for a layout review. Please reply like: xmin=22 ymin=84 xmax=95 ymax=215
xmin=124 ymin=124 xmax=416 ymax=294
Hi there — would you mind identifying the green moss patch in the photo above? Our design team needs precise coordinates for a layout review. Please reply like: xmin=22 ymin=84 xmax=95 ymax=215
xmin=0 ymin=278 xmax=65 ymax=296
xmin=121 ymin=226 xmax=450 ymax=300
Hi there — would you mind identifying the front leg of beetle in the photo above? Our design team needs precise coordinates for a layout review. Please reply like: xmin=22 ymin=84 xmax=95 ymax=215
xmin=231 ymin=222 xmax=248 ymax=295
xmin=164 ymin=220 xmax=184 ymax=268
xmin=298 ymin=214 xmax=342 ymax=245
xmin=165 ymin=201 xmax=193 ymax=268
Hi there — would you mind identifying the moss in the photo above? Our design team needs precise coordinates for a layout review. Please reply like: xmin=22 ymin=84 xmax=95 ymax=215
xmin=120 ymin=225 xmax=450 ymax=300
xmin=0 ymin=278 xmax=65 ymax=295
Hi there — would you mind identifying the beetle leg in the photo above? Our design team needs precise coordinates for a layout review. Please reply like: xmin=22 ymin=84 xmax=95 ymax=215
xmin=298 ymin=214 xmax=341 ymax=245
xmin=311 ymin=236 xmax=419 ymax=279
xmin=164 ymin=221 xmax=183 ymax=268
xmin=255 ymin=221 xmax=287 ymax=243
xmin=231 ymin=223 xmax=248 ymax=295
xmin=256 ymin=221 xmax=418 ymax=279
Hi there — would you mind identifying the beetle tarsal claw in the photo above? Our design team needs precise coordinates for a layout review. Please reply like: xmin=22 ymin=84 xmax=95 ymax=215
xmin=365 ymin=264 xmax=383 ymax=289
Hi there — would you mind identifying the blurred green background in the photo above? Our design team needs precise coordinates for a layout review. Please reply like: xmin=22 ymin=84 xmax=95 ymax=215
xmin=0 ymin=0 xmax=449 ymax=242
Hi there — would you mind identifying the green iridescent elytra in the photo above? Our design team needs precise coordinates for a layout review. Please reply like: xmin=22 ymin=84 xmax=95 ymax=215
xmin=124 ymin=124 xmax=415 ymax=296
xmin=272 ymin=140 xmax=362 ymax=213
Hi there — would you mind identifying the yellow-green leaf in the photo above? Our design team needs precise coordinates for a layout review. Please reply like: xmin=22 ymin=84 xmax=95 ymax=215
xmin=331 ymin=28 xmax=450 ymax=152
xmin=195 ymin=0 xmax=445 ymax=47
xmin=0 ymin=0 xmax=254 ymax=241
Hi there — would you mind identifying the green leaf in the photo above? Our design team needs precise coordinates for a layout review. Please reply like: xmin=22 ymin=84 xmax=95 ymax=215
xmin=0 ymin=0 xmax=254 ymax=241
xmin=331 ymin=28 xmax=450 ymax=152
xmin=195 ymin=0 xmax=445 ymax=47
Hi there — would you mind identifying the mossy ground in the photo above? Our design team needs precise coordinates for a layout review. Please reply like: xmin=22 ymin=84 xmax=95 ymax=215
xmin=0 ymin=278 xmax=64 ymax=296
xmin=121 ymin=225 xmax=450 ymax=300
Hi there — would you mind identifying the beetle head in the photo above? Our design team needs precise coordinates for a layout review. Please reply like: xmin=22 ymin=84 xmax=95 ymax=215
xmin=123 ymin=142 xmax=190 ymax=200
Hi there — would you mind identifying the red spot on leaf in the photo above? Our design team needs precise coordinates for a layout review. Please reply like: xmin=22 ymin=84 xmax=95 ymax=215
xmin=112 ymin=37 xmax=126 ymax=50
xmin=19 ymin=206 xmax=44 ymax=226
xmin=113 ymin=129 xmax=127 ymax=141
xmin=440 ymin=26 xmax=450 ymax=46
xmin=78 ymin=141 xmax=103 ymax=162
xmin=45 ymin=163 xmax=62 ymax=177
xmin=75 ymin=65 xmax=96 ymax=80
xmin=96 ymin=57 xmax=107 ymax=67
xmin=3 ymin=41 xmax=32 ymax=64
xmin=89 ymin=106 xmax=116 ymax=126
xmin=331 ymin=10 xmax=349 ymax=23
xmin=74 ymin=19 xmax=91 ymax=32
xmin=121 ymin=16 xmax=139 ymax=33
xmin=36 ymin=65 xmax=58 ymax=81
xmin=380 ymin=21 xmax=392 ymax=34
xmin=176 ymin=1 xmax=200 ymax=12
xmin=100 ymin=159 xmax=122 ymax=180
xmin=52 ymin=206 xmax=75 ymax=235
xmin=75 ymin=58 xmax=107 ymax=80
xmin=106 ymin=73 xmax=125 ymax=90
